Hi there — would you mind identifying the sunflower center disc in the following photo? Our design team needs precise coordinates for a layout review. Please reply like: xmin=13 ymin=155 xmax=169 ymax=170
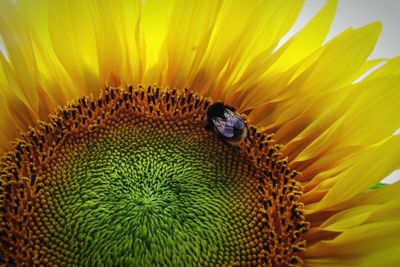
xmin=0 ymin=86 xmax=308 ymax=266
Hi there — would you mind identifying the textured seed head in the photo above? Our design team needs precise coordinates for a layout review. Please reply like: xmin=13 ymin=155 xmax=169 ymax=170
xmin=0 ymin=85 xmax=308 ymax=266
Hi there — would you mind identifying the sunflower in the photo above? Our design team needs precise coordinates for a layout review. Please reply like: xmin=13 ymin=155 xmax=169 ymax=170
xmin=1 ymin=0 xmax=399 ymax=266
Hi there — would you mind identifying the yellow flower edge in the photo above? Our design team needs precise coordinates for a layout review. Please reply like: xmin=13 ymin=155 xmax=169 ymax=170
xmin=0 ymin=0 xmax=399 ymax=266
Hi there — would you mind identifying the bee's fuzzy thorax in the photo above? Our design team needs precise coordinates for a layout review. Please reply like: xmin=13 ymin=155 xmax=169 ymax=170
xmin=206 ymin=102 xmax=226 ymax=118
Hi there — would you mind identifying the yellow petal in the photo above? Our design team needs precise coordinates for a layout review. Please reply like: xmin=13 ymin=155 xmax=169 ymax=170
xmin=266 ymin=0 xmax=337 ymax=75
xmin=87 ymin=0 xmax=144 ymax=86
xmin=305 ymin=182 xmax=400 ymax=265
xmin=46 ymin=1 xmax=109 ymax=92
xmin=310 ymin=135 xmax=400 ymax=212
xmin=0 ymin=1 xmax=40 ymax=113
xmin=192 ymin=0 xmax=305 ymax=98
xmin=298 ymin=23 xmax=380 ymax=89
xmin=305 ymin=221 xmax=400 ymax=257
xmin=247 ymin=23 xmax=381 ymax=134
xmin=353 ymin=58 xmax=387 ymax=82
xmin=226 ymin=0 xmax=336 ymax=110
xmin=290 ymin=57 xmax=400 ymax=193
xmin=364 ymin=55 xmax=400 ymax=80
xmin=16 ymin=0 xmax=79 ymax=101
xmin=161 ymin=0 xmax=223 ymax=89
xmin=141 ymin=0 xmax=175 ymax=83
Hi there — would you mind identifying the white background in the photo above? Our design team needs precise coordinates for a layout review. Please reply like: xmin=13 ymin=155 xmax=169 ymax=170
xmin=283 ymin=0 xmax=400 ymax=59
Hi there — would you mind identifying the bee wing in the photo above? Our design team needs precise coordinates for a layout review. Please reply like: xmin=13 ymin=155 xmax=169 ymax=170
xmin=225 ymin=110 xmax=245 ymax=129
xmin=212 ymin=117 xmax=234 ymax=138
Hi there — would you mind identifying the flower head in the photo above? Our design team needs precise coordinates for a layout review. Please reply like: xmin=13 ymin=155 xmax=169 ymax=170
xmin=1 ymin=0 xmax=399 ymax=266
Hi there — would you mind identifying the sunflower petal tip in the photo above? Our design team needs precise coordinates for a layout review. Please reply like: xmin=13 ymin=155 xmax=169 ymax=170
xmin=366 ymin=21 xmax=382 ymax=35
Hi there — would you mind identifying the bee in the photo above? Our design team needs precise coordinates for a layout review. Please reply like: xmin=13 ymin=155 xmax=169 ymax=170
xmin=205 ymin=102 xmax=248 ymax=146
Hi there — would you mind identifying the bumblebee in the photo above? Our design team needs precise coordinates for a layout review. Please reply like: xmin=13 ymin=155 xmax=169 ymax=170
xmin=205 ymin=102 xmax=248 ymax=146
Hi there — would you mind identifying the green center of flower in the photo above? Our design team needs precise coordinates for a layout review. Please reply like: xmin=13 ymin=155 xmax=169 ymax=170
xmin=0 ymin=86 xmax=308 ymax=266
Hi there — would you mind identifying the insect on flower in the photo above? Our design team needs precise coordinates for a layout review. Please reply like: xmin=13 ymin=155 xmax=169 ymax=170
xmin=206 ymin=102 xmax=249 ymax=146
